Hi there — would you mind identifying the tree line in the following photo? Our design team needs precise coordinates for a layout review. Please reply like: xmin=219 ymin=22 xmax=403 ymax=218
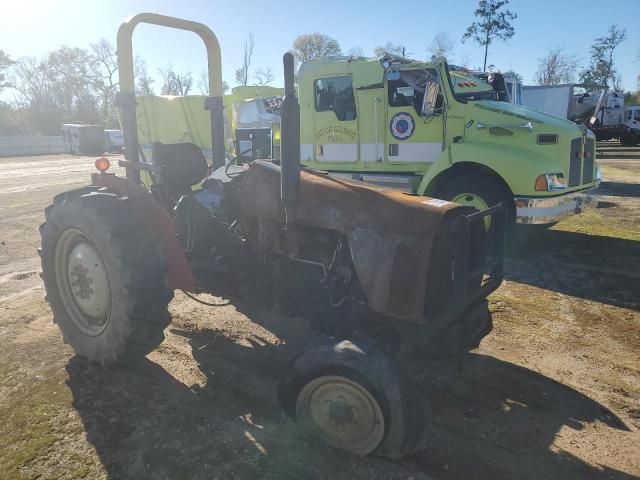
xmin=0 ymin=0 xmax=637 ymax=136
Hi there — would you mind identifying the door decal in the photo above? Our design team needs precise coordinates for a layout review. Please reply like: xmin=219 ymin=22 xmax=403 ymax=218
xmin=389 ymin=112 xmax=415 ymax=140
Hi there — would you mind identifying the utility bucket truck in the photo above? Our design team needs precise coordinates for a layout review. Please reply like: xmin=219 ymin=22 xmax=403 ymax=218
xmin=520 ymin=85 xmax=640 ymax=146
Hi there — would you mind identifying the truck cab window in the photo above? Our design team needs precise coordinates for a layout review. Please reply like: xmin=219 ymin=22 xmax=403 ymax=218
xmin=387 ymin=69 xmax=440 ymax=115
xmin=314 ymin=76 xmax=357 ymax=121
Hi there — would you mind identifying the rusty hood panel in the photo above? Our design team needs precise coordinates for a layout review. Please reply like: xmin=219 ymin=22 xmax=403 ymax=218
xmin=239 ymin=161 xmax=474 ymax=322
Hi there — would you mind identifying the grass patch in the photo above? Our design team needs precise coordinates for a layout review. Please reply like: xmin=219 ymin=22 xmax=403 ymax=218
xmin=552 ymin=208 xmax=640 ymax=242
xmin=0 ymin=362 xmax=71 ymax=479
xmin=599 ymin=164 xmax=640 ymax=183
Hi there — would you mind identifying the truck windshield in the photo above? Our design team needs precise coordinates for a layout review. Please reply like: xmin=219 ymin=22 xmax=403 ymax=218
xmin=447 ymin=68 xmax=503 ymax=102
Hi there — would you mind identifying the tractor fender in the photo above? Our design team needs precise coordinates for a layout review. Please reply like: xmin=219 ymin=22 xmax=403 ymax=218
xmin=91 ymin=173 xmax=195 ymax=291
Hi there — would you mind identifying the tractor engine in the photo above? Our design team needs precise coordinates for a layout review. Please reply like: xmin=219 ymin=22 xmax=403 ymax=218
xmin=173 ymin=166 xmax=369 ymax=337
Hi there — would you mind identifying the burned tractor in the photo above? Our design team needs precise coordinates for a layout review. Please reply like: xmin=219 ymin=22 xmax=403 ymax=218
xmin=39 ymin=14 xmax=505 ymax=459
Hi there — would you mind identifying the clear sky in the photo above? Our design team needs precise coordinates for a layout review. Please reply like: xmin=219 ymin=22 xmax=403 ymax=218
xmin=1 ymin=0 xmax=638 ymax=93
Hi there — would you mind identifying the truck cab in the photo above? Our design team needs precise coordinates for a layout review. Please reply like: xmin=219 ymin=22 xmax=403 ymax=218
xmin=225 ymin=86 xmax=284 ymax=163
xmin=298 ymin=56 xmax=599 ymax=227
xmin=625 ymin=105 xmax=640 ymax=129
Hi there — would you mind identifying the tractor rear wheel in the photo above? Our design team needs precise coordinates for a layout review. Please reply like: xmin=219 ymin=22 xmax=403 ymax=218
xmin=277 ymin=339 xmax=428 ymax=459
xmin=39 ymin=187 xmax=173 ymax=365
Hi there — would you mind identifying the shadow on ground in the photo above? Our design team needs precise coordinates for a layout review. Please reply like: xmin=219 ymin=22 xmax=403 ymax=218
xmin=597 ymin=181 xmax=640 ymax=198
xmin=506 ymin=228 xmax=640 ymax=309
xmin=66 ymin=311 xmax=635 ymax=479
xmin=408 ymin=353 xmax=634 ymax=480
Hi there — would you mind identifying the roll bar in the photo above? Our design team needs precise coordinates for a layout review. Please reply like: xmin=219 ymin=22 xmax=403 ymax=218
xmin=116 ymin=13 xmax=226 ymax=177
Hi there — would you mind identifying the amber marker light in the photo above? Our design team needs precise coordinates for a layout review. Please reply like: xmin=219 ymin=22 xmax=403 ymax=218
xmin=95 ymin=157 xmax=110 ymax=173
xmin=534 ymin=174 xmax=548 ymax=191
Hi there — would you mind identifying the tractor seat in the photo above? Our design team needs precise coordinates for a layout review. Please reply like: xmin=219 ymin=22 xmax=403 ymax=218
xmin=153 ymin=142 xmax=208 ymax=197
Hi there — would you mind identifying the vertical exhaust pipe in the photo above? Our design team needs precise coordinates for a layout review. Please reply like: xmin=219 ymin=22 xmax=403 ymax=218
xmin=280 ymin=52 xmax=300 ymax=227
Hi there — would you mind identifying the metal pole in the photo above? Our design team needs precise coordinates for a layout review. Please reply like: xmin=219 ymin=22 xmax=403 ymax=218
xmin=280 ymin=52 xmax=300 ymax=226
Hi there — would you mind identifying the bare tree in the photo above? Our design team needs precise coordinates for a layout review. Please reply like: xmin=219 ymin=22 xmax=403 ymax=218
xmin=235 ymin=33 xmax=254 ymax=86
xmin=374 ymin=42 xmax=411 ymax=58
xmin=197 ymin=72 xmax=229 ymax=95
xmin=197 ymin=71 xmax=209 ymax=95
xmin=462 ymin=0 xmax=517 ymax=71
xmin=428 ymin=32 xmax=454 ymax=59
xmin=254 ymin=67 xmax=274 ymax=86
xmin=534 ymin=47 xmax=579 ymax=85
xmin=579 ymin=25 xmax=627 ymax=89
xmin=0 ymin=50 xmax=14 ymax=91
xmin=159 ymin=65 xmax=193 ymax=95
xmin=347 ymin=46 xmax=364 ymax=57
xmin=292 ymin=33 xmax=341 ymax=66
xmin=9 ymin=47 xmax=101 ymax=133
xmin=90 ymin=39 xmax=120 ymax=126
xmin=457 ymin=53 xmax=473 ymax=68
xmin=134 ymin=58 xmax=154 ymax=96
xmin=9 ymin=56 xmax=50 ymax=108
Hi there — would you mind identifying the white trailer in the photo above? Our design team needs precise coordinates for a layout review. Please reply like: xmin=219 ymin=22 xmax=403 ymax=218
xmin=104 ymin=129 xmax=124 ymax=152
xmin=61 ymin=124 xmax=105 ymax=155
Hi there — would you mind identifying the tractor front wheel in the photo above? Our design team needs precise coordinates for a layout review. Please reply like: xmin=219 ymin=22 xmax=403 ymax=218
xmin=278 ymin=339 xmax=428 ymax=459
xmin=40 ymin=187 xmax=173 ymax=365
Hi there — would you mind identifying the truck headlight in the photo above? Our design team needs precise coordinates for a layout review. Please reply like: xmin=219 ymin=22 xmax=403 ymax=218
xmin=535 ymin=173 xmax=566 ymax=191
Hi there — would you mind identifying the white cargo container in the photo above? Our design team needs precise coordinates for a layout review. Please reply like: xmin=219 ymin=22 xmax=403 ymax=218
xmin=61 ymin=124 xmax=105 ymax=155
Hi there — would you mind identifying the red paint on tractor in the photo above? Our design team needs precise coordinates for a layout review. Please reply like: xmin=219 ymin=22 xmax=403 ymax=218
xmin=92 ymin=173 xmax=195 ymax=292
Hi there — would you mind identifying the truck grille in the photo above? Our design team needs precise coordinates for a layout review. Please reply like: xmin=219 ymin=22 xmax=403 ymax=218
xmin=582 ymin=137 xmax=595 ymax=184
xmin=569 ymin=138 xmax=582 ymax=187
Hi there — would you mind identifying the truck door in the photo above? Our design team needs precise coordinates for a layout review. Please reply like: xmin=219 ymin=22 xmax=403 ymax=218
xmin=385 ymin=69 xmax=443 ymax=165
xmin=310 ymin=76 xmax=358 ymax=163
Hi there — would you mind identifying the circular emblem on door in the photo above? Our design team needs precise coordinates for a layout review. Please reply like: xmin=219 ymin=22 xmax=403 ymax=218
xmin=390 ymin=112 xmax=415 ymax=140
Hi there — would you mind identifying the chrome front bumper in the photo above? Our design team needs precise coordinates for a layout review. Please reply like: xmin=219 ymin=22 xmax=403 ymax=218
xmin=514 ymin=188 xmax=599 ymax=225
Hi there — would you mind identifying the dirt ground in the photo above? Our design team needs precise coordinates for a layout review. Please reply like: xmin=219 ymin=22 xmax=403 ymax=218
xmin=0 ymin=146 xmax=639 ymax=480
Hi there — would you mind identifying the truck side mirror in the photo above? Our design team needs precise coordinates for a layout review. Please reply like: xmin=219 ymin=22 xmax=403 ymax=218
xmin=422 ymin=79 xmax=441 ymax=117
xmin=386 ymin=70 xmax=401 ymax=81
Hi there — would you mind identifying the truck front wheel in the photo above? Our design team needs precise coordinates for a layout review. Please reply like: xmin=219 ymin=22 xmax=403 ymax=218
xmin=435 ymin=174 xmax=513 ymax=236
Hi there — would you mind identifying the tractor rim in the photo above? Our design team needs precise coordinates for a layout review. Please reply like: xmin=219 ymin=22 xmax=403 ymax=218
xmin=452 ymin=192 xmax=491 ymax=230
xmin=54 ymin=228 xmax=111 ymax=336
xmin=296 ymin=375 xmax=385 ymax=455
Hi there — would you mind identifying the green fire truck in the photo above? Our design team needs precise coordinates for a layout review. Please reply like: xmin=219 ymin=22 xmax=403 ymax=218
xmin=297 ymin=55 xmax=599 ymax=228
xmin=135 ymin=55 xmax=599 ymax=229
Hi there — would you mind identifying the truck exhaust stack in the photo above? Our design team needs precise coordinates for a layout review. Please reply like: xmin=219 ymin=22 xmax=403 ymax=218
xmin=279 ymin=52 xmax=301 ymax=227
